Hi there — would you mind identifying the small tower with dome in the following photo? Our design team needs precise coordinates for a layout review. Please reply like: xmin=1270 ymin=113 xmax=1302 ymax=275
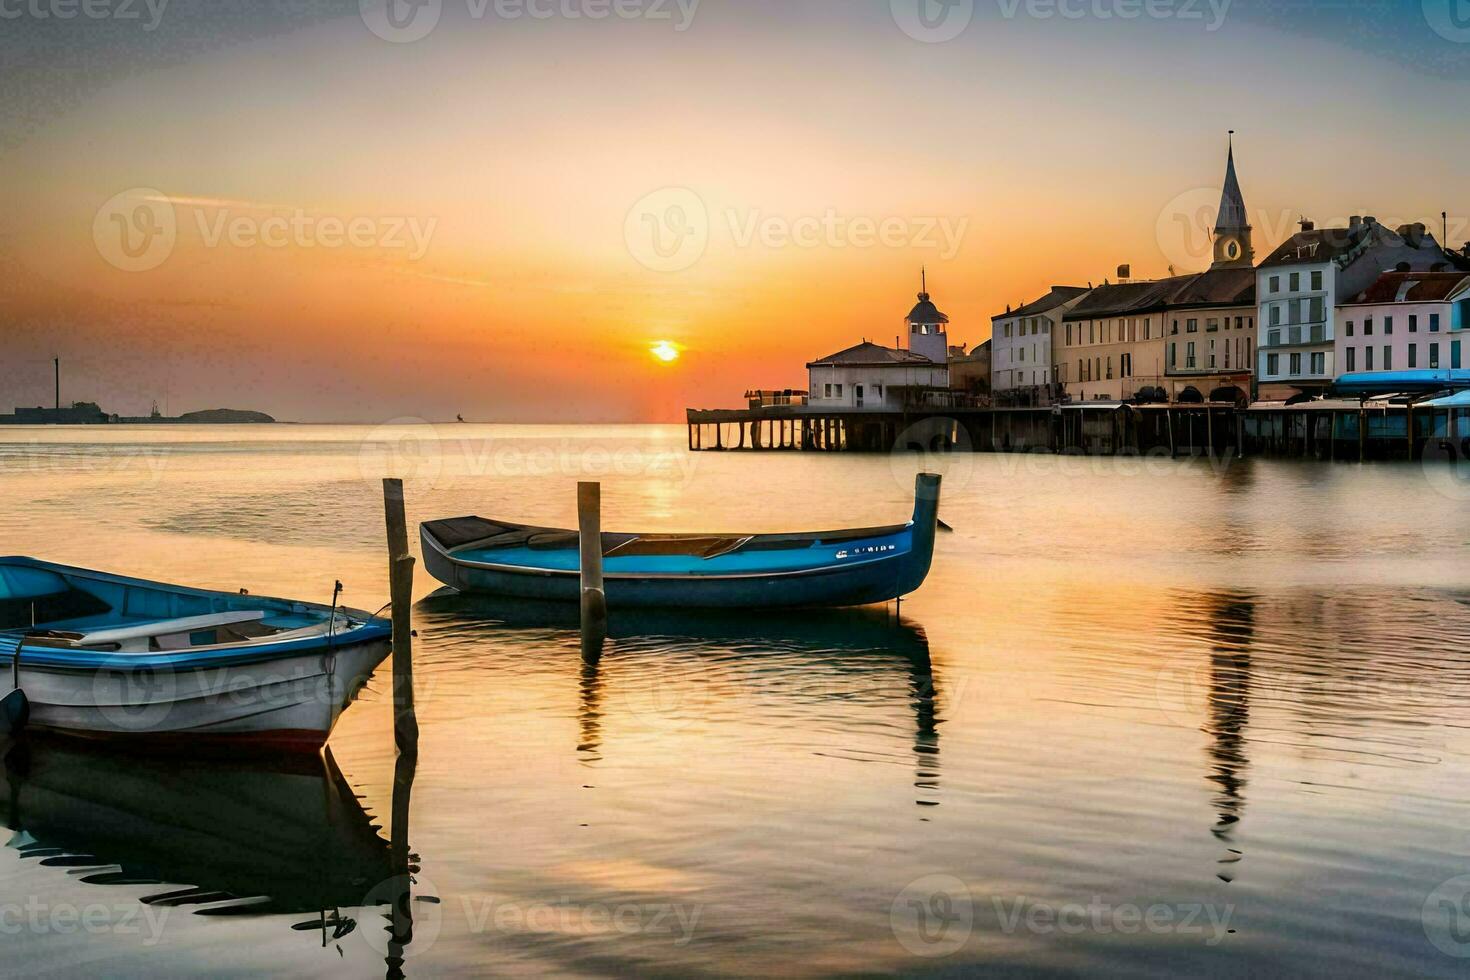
xmin=906 ymin=268 xmax=950 ymax=364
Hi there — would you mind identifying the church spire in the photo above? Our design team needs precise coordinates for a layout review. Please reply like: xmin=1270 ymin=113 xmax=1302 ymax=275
xmin=1210 ymin=132 xmax=1254 ymax=269
xmin=1215 ymin=131 xmax=1248 ymax=235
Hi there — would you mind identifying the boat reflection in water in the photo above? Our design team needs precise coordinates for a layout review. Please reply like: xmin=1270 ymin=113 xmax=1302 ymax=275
xmin=418 ymin=591 xmax=944 ymax=804
xmin=0 ymin=738 xmax=397 ymax=952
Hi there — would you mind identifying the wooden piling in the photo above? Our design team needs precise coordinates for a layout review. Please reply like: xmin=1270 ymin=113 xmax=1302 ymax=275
xmin=382 ymin=479 xmax=418 ymax=753
xmin=578 ymin=481 xmax=607 ymax=658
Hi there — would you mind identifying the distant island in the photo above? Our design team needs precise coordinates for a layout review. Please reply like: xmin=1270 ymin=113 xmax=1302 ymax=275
xmin=0 ymin=402 xmax=277 ymax=425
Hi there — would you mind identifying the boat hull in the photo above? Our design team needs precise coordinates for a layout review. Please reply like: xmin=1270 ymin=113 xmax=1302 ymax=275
xmin=12 ymin=637 xmax=390 ymax=751
xmin=420 ymin=472 xmax=941 ymax=609
xmin=424 ymin=536 xmax=925 ymax=609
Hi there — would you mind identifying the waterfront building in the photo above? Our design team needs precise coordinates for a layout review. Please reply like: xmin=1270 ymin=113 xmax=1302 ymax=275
xmin=1255 ymin=218 xmax=1455 ymax=400
xmin=1055 ymin=270 xmax=1254 ymax=403
xmin=806 ymin=278 xmax=951 ymax=410
xmin=949 ymin=339 xmax=992 ymax=399
xmin=1335 ymin=271 xmax=1470 ymax=377
xmin=989 ymin=285 xmax=1090 ymax=405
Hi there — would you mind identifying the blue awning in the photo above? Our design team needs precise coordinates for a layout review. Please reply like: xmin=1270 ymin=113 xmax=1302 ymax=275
xmin=1331 ymin=370 xmax=1470 ymax=398
xmin=1419 ymin=389 xmax=1470 ymax=409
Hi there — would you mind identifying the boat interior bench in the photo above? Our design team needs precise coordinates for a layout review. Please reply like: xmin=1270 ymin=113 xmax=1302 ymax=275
xmin=30 ymin=610 xmax=270 ymax=653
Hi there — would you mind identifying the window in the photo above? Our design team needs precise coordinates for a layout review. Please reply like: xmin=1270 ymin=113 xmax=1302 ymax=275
xmin=1122 ymin=353 xmax=1132 ymax=377
xmin=1268 ymin=329 xmax=1281 ymax=347
xmin=1065 ymin=324 xmax=1072 ymax=345
xmin=1226 ymin=340 xmax=1232 ymax=369
xmin=1169 ymin=343 xmax=1177 ymax=368
xmin=834 ymin=384 xmax=843 ymax=397
xmin=1454 ymin=341 xmax=1463 ymax=370
xmin=1309 ymin=297 xmax=1325 ymax=323
xmin=1270 ymin=305 xmax=1281 ymax=326
xmin=1187 ymin=318 xmax=1199 ymax=333
xmin=1267 ymin=353 xmax=1280 ymax=375
xmin=1431 ymin=314 xmax=1441 ymax=332
xmin=1410 ymin=315 xmax=1419 ymax=332
xmin=1311 ymin=270 xmax=1323 ymax=290
xmin=1431 ymin=343 xmax=1440 ymax=368
xmin=1346 ymin=347 xmax=1356 ymax=372
xmin=1365 ymin=346 xmax=1374 ymax=371
xmin=1364 ymin=317 xmax=1373 ymax=336
xmin=1384 ymin=316 xmax=1393 ymax=335
xmin=1409 ymin=343 xmax=1418 ymax=368
xmin=1106 ymin=357 xmax=1113 ymax=380
xmin=1290 ymin=272 xmax=1301 ymax=291
xmin=824 ymin=383 xmax=832 ymax=397
xmin=1383 ymin=346 xmax=1392 ymax=371
xmin=1311 ymin=352 xmax=1325 ymax=375
xmin=1207 ymin=318 xmax=1219 ymax=333
xmin=1186 ymin=342 xmax=1196 ymax=368
xmin=1270 ymin=275 xmax=1280 ymax=293
xmin=1346 ymin=321 xmax=1354 ymax=337
xmin=1171 ymin=319 xmax=1179 ymax=335
xmin=1290 ymin=352 xmax=1302 ymax=375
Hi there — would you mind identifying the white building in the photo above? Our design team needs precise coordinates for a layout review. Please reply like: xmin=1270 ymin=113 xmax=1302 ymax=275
xmin=806 ymin=278 xmax=951 ymax=410
xmin=990 ymin=285 xmax=1090 ymax=400
xmin=1256 ymin=217 xmax=1454 ymax=399
xmin=1337 ymin=270 xmax=1469 ymax=376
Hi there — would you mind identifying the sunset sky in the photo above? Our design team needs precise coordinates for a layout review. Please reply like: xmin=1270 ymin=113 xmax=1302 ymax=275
xmin=3 ymin=0 xmax=1468 ymax=422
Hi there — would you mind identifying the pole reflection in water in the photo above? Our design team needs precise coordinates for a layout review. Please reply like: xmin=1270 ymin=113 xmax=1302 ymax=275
xmin=1201 ymin=591 xmax=1255 ymax=882
xmin=382 ymin=745 xmax=420 ymax=980
xmin=418 ymin=592 xmax=942 ymax=802
xmin=0 ymin=738 xmax=392 ymax=949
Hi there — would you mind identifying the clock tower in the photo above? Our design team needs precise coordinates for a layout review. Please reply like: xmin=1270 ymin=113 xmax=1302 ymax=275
xmin=1211 ymin=132 xmax=1254 ymax=270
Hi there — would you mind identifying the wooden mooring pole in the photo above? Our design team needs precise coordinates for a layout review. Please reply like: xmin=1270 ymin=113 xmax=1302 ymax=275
xmin=383 ymin=478 xmax=419 ymax=753
xmin=579 ymin=481 xmax=608 ymax=658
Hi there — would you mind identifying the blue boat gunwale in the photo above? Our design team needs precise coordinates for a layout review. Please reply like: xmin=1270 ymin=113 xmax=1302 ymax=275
xmin=0 ymin=556 xmax=391 ymax=672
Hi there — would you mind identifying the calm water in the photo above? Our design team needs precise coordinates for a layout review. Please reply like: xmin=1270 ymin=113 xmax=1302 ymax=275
xmin=2 ymin=424 xmax=1470 ymax=977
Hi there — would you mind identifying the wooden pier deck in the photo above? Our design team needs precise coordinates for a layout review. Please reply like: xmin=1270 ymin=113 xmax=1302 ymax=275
xmin=687 ymin=400 xmax=1470 ymax=461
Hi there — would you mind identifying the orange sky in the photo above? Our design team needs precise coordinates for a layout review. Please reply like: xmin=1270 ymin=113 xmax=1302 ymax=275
xmin=2 ymin=1 xmax=1467 ymax=421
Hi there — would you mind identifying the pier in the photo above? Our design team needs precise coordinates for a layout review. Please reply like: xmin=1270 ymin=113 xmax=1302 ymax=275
xmin=688 ymin=399 xmax=1470 ymax=461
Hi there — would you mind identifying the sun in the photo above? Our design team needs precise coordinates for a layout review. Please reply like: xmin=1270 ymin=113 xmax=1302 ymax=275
xmin=650 ymin=340 xmax=681 ymax=364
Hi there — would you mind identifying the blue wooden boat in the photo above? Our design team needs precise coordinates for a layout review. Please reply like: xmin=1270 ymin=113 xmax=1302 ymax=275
xmin=420 ymin=473 xmax=941 ymax=609
xmin=0 ymin=558 xmax=392 ymax=750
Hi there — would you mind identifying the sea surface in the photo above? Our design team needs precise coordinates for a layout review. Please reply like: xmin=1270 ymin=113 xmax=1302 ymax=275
xmin=2 ymin=423 xmax=1470 ymax=977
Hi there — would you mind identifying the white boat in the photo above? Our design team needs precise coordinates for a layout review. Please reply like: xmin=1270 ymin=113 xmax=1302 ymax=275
xmin=0 ymin=558 xmax=391 ymax=751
